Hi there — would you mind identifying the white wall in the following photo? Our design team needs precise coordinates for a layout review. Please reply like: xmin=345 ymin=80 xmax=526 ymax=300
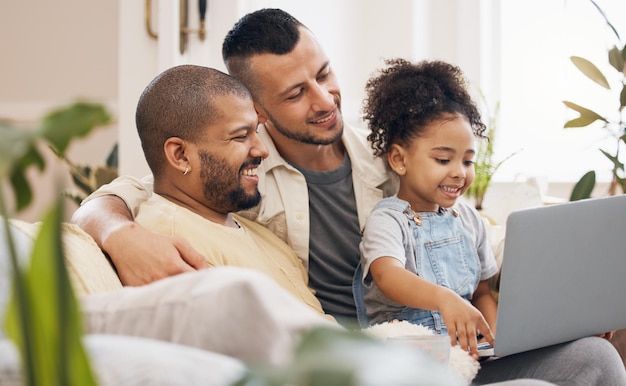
xmin=117 ymin=0 xmax=491 ymax=178
xmin=3 ymin=0 xmax=595 ymax=223
xmin=0 ymin=0 xmax=119 ymax=221
xmin=117 ymin=0 xmax=245 ymax=178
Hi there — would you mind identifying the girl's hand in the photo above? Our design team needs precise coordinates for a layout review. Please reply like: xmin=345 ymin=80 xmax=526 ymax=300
xmin=368 ymin=258 xmax=494 ymax=358
xmin=437 ymin=289 xmax=494 ymax=359
xmin=597 ymin=331 xmax=616 ymax=340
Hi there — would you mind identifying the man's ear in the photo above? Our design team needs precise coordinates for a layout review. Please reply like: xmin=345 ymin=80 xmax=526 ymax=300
xmin=163 ymin=137 xmax=188 ymax=174
xmin=254 ymin=102 xmax=268 ymax=125
xmin=388 ymin=144 xmax=407 ymax=175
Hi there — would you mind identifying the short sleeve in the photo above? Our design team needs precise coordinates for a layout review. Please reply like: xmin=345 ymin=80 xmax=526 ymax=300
xmin=359 ymin=209 xmax=408 ymax=282
xmin=81 ymin=175 xmax=154 ymax=218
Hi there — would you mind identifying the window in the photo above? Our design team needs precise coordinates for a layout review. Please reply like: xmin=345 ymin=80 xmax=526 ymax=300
xmin=495 ymin=0 xmax=625 ymax=183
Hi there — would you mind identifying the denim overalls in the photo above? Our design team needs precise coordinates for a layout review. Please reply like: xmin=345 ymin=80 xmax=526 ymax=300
xmin=355 ymin=197 xmax=481 ymax=334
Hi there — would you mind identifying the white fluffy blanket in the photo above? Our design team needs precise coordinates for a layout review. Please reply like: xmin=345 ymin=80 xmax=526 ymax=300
xmin=363 ymin=320 xmax=480 ymax=384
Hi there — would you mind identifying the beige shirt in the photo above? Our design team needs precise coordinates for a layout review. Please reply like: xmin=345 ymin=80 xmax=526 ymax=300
xmin=134 ymin=194 xmax=326 ymax=316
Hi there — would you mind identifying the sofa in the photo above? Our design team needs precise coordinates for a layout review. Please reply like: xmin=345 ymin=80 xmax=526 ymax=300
xmin=0 ymin=219 xmax=246 ymax=386
xmin=0 ymin=219 xmax=465 ymax=385
xmin=1 ymin=216 xmax=625 ymax=385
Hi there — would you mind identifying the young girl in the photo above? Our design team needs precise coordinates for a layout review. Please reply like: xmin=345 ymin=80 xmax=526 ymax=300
xmin=356 ymin=59 xmax=499 ymax=357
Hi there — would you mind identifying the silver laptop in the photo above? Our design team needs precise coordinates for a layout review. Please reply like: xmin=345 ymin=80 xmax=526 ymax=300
xmin=487 ymin=194 xmax=626 ymax=357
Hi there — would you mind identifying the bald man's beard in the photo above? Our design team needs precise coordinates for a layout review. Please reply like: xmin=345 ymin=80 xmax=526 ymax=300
xmin=199 ymin=152 xmax=262 ymax=214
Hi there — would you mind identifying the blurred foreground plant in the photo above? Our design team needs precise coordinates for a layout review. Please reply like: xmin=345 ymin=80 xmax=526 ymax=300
xmin=0 ymin=102 xmax=110 ymax=385
xmin=233 ymin=327 xmax=463 ymax=386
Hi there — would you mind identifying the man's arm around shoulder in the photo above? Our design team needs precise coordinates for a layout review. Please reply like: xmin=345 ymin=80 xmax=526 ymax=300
xmin=71 ymin=177 xmax=208 ymax=286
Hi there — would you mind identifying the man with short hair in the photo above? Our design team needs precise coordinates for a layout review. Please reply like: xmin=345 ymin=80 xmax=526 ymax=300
xmin=129 ymin=64 xmax=325 ymax=316
xmin=72 ymin=9 xmax=626 ymax=385
xmin=75 ymin=8 xmax=396 ymax=324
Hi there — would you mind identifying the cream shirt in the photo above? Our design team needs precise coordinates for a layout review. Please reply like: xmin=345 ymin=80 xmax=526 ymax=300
xmin=134 ymin=194 xmax=326 ymax=316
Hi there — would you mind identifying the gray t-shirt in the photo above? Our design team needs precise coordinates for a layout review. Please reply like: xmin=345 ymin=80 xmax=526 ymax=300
xmin=292 ymin=155 xmax=361 ymax=323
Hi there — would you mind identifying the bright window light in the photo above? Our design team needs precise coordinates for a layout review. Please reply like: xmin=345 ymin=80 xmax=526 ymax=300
xmin=495 ymin=0 xmax=625 ymax=183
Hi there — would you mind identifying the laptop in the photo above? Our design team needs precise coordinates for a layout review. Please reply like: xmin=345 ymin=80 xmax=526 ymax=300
xmin=479 ymin=194 xmax=626 ymax=358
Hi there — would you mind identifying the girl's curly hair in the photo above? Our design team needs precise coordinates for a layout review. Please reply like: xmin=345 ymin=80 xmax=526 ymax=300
xmin=362 ymin=58 xmax=487 ymax=160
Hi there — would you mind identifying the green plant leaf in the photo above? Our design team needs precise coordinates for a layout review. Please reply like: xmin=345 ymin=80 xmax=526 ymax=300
xmin=2 ymin=103 xmax=111 ymax=212
xmin=1 ymin=101 xmax=107 ymax=385
xmin=0 ymin=194 xmax=37 ymax=385
xmin=8 ymin=171 xmax=33 ymax=212
xmin=562 ymin=101 xmax=606 ymax=127
xmin=4 ymin=198 xmax=98 ymax=386
xmin=571 ymin=56 xmax=610 ymax=89
xmin=608 ymin=46 xmax=625 ymax=74
xmin=565 ymin=2 xmax=624 ymax=200
xmin=105 ymin=143 xmax=118 ymax=168
xmin=235 ymin=327 xmax=462 ymax=386
xmin=0 ymin=124 xmax=35 ymax=178
xmin=0 ymin=128 xmax=47 ymax=179
xmin=38 ymin=102 xmax=111 ymax=155
xmin=600 ymin=149 xmax=625 ymax=171
xmin=570 ymin=171 xmax=596 ymax=201
xmin=5 ymin=145 xmax=47 ymax=211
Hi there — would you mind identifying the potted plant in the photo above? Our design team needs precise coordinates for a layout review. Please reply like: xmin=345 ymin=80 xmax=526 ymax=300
xmin=465 ymin=91 xmax=516 ymax=211
xmin=563 ymin=0 xmax=626 ymax=201
xmin=54 ymin=143 xmax=118 ymax=206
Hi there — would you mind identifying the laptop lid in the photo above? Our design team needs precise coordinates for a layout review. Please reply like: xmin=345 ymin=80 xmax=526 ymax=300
xmin=493 ymin=194 xmax=626 ymax=357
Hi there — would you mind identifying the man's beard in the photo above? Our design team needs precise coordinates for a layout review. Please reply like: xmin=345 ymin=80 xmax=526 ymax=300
xmin=199 ymin=152 xmax=262 ymax=213
xmin=266 ymin=109 xmax=344 ymax=145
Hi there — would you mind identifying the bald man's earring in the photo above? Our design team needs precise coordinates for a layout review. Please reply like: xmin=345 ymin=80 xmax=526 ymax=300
xmin=183 ymin=166 xmax=190 ymax=176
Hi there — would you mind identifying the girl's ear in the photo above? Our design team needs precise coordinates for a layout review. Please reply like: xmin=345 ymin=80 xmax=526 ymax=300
xmin=388 ymin=143 xmax=407 ymax=175
xmin=163 ymin=137 xmax=189 ymax=174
